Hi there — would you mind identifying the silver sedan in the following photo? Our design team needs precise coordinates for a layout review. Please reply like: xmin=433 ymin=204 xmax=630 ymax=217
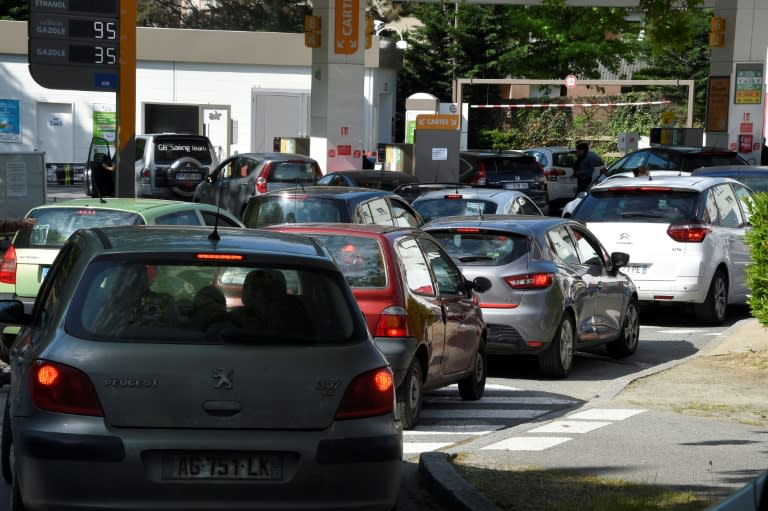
xmin=412 ymin=188 xmax=543 ymax=224
xmin=424 ymin=215 xmax=640 ymax=379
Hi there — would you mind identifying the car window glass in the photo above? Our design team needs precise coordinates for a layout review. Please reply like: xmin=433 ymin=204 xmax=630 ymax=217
xmin=732 ymin=184 xmax=754 ymax=222
xmin=570 ymin=226 xmax=606 ymax=266
xmin=413 ymin=198 xmax=496 ymax=223
xmin=390 ymin=199 xmax=421 ymax=227
xmin=516 ymin=196 xmax=541 ymax=215
xmin=554 ymin=152 xmax=577 ymax=167
xmin=547 ymin=225 xmax=580 ymax=264
xmin=647 ymin=151 xmax=674 ymax=170
xmin=33 ymin=240 xmax=81 ymax=327
xmin=243 ymin=197 xmax=344 ymax=226
xmin=429 ymin=230 xmax=529 ymax=266
xmin=712 ymin=184 xmax=743 ymax=228
xmin=155 ymin=210 xmax=201 ymax=225
xmin=420 ymin=238 xmax=464 ymax=296
xmin=16 ymin=208 xmax=144 ymax=249
xmin=200 ymin=211 xmax=240 ymax=227
xmin=574 ymin=191 xmax=698 ymax=223
xmin=366 ymin=198 xmax=394 ymax=225
xmin=135 ymin=137 xmax=146 ymax=162
xmin=703 ymin=189 xmax=720 ymax=224
xmin=396 ymin=237 xmax=435 ymax=296
xmin=153 ymin=137 xmax=213 ymax=165
xmin=269 ymin=162 xmax=317 ymax=183
xmin=67 ymin=260 xmax=358 ymax=344
xmin=303 ymin=233 xmax=387 ymax=288
xmin=609 ymin=151 xmax=647 ymax=175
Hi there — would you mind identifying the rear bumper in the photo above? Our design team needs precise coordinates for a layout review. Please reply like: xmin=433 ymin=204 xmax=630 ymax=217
xmin=372 ymin=336 xmax=420 ymax=388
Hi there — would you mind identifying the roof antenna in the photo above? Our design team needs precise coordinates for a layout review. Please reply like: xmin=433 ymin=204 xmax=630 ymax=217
xmin=208 ymin=169 xmax=223 ymax=242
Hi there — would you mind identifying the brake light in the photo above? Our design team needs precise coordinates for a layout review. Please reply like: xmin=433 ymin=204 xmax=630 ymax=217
xmin=548 ymin=167 xmax=567 ymax=176
xmin=471 ymin=162 xmax=487 ymax=186
xmin=255 ymin=176 xmax=268 ymax=194
xmin=455 ymin=228 xmax=480 ymax=233
xmin=0 ymin=245 xmax=17 ymax=285
xmin=504 ymin=273 xmax=554 ymax=289
xmin=667 ymin=224 xmax=711 ymax=243
xmin=195 ymin=253 xmax=245 ymax=261
xmin=30 ymin=360 xmax=104 ymax=416
xmin=335 ymin=367 xmax=394 ymax=419
xmin=374 ymin=306 xmax=409 ymax=337
xmin=140 ymin=166 xmax=151 ymax=183
xmin=444 ymin=194 xmax=464 ymax=200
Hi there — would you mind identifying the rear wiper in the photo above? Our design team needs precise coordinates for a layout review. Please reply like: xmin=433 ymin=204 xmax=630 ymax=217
xmin=459 ymin=255 xmax=495 ymax=262
xmin=620 ymin=212 xmax=665 ymax=218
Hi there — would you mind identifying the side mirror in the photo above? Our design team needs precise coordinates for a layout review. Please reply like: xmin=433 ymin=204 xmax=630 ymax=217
xmin=467 ymin=276 xmax=492 ymax=293
xmin=610 ymin=251 xmax=630 ymax=269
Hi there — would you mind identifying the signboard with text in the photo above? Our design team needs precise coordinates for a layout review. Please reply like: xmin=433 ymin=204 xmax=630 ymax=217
xmin=734 ymin=64 xmax=762 ymax=105
xmin=28 ymin=0 xmax=120 ymax=92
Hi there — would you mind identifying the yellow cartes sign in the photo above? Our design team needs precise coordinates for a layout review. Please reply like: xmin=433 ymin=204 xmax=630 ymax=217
xmin=415 ymin=114 xmax=461 ymax=130
xmin=335 ymin=0 xmax=359 ymax=54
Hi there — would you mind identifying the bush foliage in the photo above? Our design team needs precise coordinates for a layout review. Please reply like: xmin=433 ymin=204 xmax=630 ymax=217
xmin=747 ymin=193 xmax=768 ymax=326
xmin=472 ymin=90 xmax=688 ymax=161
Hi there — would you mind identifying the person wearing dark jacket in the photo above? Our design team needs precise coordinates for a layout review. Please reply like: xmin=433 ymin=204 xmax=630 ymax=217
xmin=0 ymin=217 xmax=37 ymax=233
xmin=573 ymin=142 xmax=606 ymax=193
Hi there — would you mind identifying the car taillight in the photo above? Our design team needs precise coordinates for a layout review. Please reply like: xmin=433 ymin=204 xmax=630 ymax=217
xmin=30 ymin=360 xmax=104 ymax=416
xmin=140 ymin=166 xmax=151 ymax=182
xmin=471 ymin=162 xmax=487 ymax=186
xmin=667 ymin=224 xmax=711 ymax=243
xmin=374 ymin=306 xmax=408 ymax=337
xmin=549 ymin=167 xmax=567 ymax=176
xmin=0 ymin=244 xmax=17 ymax=285
xmin=255 ymin=176 xmax=268 ymax=194
xmin=335 ymin=367 xmax=394 ymax=419
xmin=504 ymin=273 xmax=554 ymax=289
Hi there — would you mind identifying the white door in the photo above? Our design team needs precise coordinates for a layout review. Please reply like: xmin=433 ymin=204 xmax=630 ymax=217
xmin=37 ymin=102 xmax=74 ymax=164
xmin=203 ymin=107 xmax=230 ymax=160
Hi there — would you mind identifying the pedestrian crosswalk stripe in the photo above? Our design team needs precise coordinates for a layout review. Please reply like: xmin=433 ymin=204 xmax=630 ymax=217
xmin=429 ymin=383 xmax=522 ymax=393
xmin=421 ymin=408 xmax=550 ymax=420
xmin=405 ymin=427 xmax=497 ymax=435
xmin=424 ymin=396 xmax=579 ymax=406
xmin=528 ymin=420 xmax=612 ymax=434
xmin=569 ymin=408 xmax=645 ymax=421
xmin=481 ymin=437 xmax=572 ymax=451
xmin=403 ymin=442 xmax=454 ymax=454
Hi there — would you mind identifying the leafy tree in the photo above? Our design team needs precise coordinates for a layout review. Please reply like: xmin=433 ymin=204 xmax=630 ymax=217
xmin=632 ymin=7 xmax=712 ymax=124
xmin=0 ymin=0 xmax=27 ymax=20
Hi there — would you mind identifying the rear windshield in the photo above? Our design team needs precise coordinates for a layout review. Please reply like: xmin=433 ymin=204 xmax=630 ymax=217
xmin=552 ymin=152 xmax=577 ymax=167
xmin=16 ymin=208 xmax=143 ymax=248
xmin=738 ymin=175 xmax=768 ymax=192
xmin=572 ymin=190 xmax=699 ymax=223
xmin=428 ymin=230 xmax=529 ymax=266
xmin=152 ymin=137 xmax=214 ymax=165
xmin=242 ymin=196 xmax=348 ymax=226
xmin=413 ymin=198 xmax=498 ymax=223
xmin=488 ymin=157 xmax=540 ymax=178
xmin=267 ymin=161 xmax=319 ymax=183
xmin=682 ymin=154 xmax=745 ymax=171
xmin=296 ymin=233 xmax=387 ymax=288
xmin=67 ymin=260 xmax=359 ymax=344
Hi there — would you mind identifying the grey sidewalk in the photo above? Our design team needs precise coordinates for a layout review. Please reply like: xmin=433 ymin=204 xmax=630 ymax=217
xmin=418 ymin=318 xmax=768 ymax=511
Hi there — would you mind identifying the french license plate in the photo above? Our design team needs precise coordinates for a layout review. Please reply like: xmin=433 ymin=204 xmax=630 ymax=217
xmin=162 ymin=453 xmax=283 ymax=480
xmin=176 ymin=173 xmax=202 ymax=181
xmin=627 ymin=264 xmax=649 ymax=275
xmin=503 ymin=182 xmax=529 ymax=190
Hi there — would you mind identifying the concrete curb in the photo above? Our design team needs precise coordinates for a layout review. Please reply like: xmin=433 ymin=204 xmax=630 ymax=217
xmin=418 ymin=452 xmax=502 ymax=511
xmin=416 ymin=317 xmax=757 ymax=511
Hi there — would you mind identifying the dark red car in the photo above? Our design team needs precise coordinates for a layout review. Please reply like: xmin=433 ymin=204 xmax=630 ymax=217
xmin=266 ymin=223 xmax=490 ymax=429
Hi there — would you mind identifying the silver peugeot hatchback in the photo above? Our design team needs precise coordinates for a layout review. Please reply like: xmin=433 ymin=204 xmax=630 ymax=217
xmin=0 ymin=225 xmax=401 ymax=510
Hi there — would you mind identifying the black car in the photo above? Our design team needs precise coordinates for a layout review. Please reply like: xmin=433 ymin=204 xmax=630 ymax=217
xmin=241 ymin=186 xmax=424 ymax=228
xmin=606 ymin=146 xmax=747 ymax=178
xmin=316 ymin=169 xmax=419 ymax=191
xmin=193 ymin=152 xmax=322 ymax=218
xmin=458 ymin=150 xmax=547 ymax=209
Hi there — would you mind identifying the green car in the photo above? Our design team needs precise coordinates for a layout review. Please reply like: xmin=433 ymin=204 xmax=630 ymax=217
xmin=0 ymin=198 xmax=243 ymax=313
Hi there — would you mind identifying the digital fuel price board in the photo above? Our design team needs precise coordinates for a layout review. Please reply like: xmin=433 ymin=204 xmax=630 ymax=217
xmin=28 ymin=0 xmax=120 ymax=91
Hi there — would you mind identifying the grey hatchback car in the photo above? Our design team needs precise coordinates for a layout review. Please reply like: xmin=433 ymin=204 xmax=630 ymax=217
xmin=424 ymin=215 xmax=640 ymax=378
xmin=0 ymin=226 xmax=401 ymax=510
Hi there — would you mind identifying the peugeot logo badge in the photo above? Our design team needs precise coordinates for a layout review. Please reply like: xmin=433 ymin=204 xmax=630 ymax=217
xmin=211 ymin=368 xmax=234 ymax=390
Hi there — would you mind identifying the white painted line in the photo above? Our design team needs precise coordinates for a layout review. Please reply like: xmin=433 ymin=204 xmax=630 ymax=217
xmin=404 ymin=427 xmax=497 ymax=436
xmin=428 ymin=383 xmax=523 ymax=393
xmin=568 ymin=408 xmax=645 ymax=421
xmin=420 ymin=408 xmax=549 ymax=420
xmin=481 ymin=436 xmax=572 ymax=451
xmin=657 ymin=329 xmax=698 ymax=334
xmin=424 ymin=396 xmax=579 ymax=406
xmin=403 ymin=442 xmax=453 ymax=454
xmin=527 ymin=420 xmax=612 ymax=434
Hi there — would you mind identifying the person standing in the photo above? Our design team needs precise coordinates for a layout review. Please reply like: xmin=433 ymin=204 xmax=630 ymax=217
xmin=573 ymin=142 xmax=606 ymax=193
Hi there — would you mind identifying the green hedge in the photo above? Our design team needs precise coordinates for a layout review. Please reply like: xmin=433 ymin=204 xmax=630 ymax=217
xmin=747 ymin=192 xmax=768 ymax=326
